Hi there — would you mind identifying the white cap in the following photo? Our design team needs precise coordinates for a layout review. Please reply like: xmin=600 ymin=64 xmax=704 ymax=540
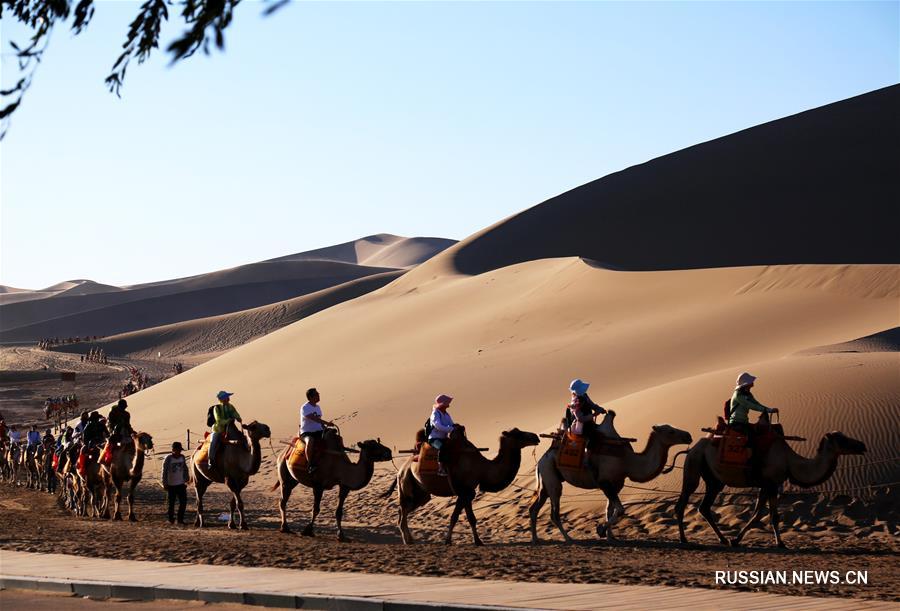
xmin=735 ymin=372 xmax=757 ymax=388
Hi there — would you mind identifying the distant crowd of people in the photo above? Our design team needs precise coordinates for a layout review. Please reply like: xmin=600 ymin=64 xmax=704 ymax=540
xmin=37 ymin=336 xmax=103 ymax=350
xmin=81 ymin=347 xmax=108 ymax=364
xmin=172 ymin=362 xmax=185 ymax=375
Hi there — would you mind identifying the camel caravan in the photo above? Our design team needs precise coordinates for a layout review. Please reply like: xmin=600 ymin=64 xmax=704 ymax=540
xmin=1 ymin=372 xmax=868 ymax=549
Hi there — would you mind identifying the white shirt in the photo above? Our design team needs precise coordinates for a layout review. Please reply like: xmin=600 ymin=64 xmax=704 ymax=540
xmin=300 ymin=402 xmax=323 ymax=434
xmin=430 ymin=408 xmax=454 ymax=439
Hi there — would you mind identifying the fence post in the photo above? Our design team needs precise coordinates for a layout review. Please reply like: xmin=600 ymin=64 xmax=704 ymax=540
xmin=186 ymin=429 xmax=190 ymax=450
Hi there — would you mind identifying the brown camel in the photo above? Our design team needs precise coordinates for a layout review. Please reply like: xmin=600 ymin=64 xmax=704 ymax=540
xmin=191 ymin=421 xmax=271 ymax=530
xmin=671 ymin=430 xmax=866 ymax=548
xmin=102 ymin=432 xmax=154 ymax=522
xmin=275 ymin=430 xmax=393 ymax=540
xmin=530 ymin=414 xmax=692 ymax=543
xmin=57 ymin=443 xmax=82 ymax=512
xmin=4 ymin=442 xmax=21 ymax=485
xmin=76 ymin=446 xmax=109 ymax=518
xmin=24 ymin=444 xmax=41 ymax=489
xmin=387 ymin=427 xmax=540 ymax=545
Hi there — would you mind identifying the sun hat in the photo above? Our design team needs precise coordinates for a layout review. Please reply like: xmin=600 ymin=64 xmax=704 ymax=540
xmin=735 ymin=372 xmax=757 ymax=389
xmin=172 ymin=441 xmax=183 ymax=451
xmin=434 ymin=394 xmax=453 ymax=408
xmin=569 ymin=379 xmax=590 ymax=396
xmin=217 ymin=390 xmax=233 ymax=401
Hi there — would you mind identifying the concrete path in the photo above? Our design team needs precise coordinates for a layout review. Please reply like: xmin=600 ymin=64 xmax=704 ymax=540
xmin=0 ymin=550 xmax=892 ymax=610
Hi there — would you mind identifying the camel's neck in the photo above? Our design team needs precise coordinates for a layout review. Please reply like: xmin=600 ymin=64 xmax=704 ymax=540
xmin=625 ymin=432 xmax=671 ymax=483
xmin=786 ymin=439 xmax=839 ymax=488
xmin=243 ymin=437 xmax=263 ymax=475
xmin=130 ymin=439 xmax=145 ymax=478
xmin=341 ymin=451 xmax=376 ymax=491
xmin=478 ymin=439 xmax=522 ymax=493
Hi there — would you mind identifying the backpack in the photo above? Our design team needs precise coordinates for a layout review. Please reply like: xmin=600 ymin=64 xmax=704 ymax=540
xmin=206 ymin=405 xmax=216 ymax=428
xmin=723 ymin=399 xmax=731 ymax=421
xmin=423 ymin=416 xmax=433 ymax=440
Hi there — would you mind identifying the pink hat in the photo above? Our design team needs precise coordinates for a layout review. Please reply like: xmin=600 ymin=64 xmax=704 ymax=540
xmin=434 ymin=394 xmax=453 ymax=408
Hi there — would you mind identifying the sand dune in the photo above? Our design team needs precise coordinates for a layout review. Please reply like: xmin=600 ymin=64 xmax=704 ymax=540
xmin=446 ymin=84 xmax=899 ymax=275
xmin=266 ymin=233 xmax=456 ymax=268
xmin=0 ymin=235 xmax=454 ymax=340
xmin=53 ymin=270 xmax=404 ymax=359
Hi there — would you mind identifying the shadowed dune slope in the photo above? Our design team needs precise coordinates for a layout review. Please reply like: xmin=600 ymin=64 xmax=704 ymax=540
xmin=53 ymin=271 xmax=404 ymax=359
xmin=0 ymin=262 xmax=397 ymax=342
xmin=447 ymin=84 xmax=900 ymax=275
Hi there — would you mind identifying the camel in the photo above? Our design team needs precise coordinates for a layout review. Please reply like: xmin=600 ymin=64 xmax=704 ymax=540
xmin=530 ymin=413 xmax=692 ymax=543
xmin=24 ymin=444 xmax=42 ymax=489
xmin=76 ymin=445 xmax=109 ymax=518
xmin=274 ymin=430 xmax=393 ymax=540
xmin=56 ymin=443 xmax=82 ymax=512
xmin=4 ymin=443 xmax=21 ymax=485
xmin=102 ymin=432 xmax=154 ymax=521
xmin=388 ymin=427 xmax=540 ymax=545
xmin=191 ymin=421 xmax=271 ymax=530
xmin=671 ymin=430 xmax=866 ymax=548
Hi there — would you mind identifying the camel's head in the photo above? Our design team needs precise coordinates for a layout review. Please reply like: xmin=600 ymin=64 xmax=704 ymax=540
xmin=357 ymin=438 xmax=393 ymax=462
xmin=821 ymin=432 xmax=867 ymax=456
xmin=651 ymin=424 xmax=693 ymax=447
xmin=244 ymin=421 xmax=272 ymax=440
xmin=501 ymin=428 xmax=541 ymax=449
xmin=136 ymin=432 xmax=154 ymax=451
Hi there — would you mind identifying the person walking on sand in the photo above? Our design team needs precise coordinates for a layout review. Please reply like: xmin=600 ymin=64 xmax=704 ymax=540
xmin=209 ymin=391 xmax=242 ymax=465
xmin=161 ymin=442 xmax=190 ymax=524
xmin=300 ymin=388 xmax=333 ymax=473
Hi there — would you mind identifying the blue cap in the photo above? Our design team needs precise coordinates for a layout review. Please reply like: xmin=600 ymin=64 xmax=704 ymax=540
xmin=217 ymin=391 xmax=233 ymax=401
xmin=569 ymin=379 xmax=590 ymax=396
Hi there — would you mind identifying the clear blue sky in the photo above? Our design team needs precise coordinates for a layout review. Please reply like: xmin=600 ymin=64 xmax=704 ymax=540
xmin=1 ymin=1 xmax=897 ymax=289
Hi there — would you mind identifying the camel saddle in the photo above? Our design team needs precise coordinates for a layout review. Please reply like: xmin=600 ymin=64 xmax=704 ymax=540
xmin=416 ymin=443 xmax=440 ymax=473
xmin=553 ymin=432 xmax=628 ymax=470
xmin=705 ymin=417 xmax=788 ymax=468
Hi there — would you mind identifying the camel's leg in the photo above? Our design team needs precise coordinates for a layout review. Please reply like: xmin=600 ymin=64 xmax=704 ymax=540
xmin=675 ymin=455 xmax=703 ymax=545
xmin=528 ymin=488 xmax=549 ymax=544
xmin=549 ymin=486 xmax=572 ymax=543
xmin=462 ymin=496 xmax=484 ymax=546
xmin=112 ymin=482 xmax=124 ymax=521
xmin=235 ymin=489 xmax=248 ymax=531
xmin=731 ymin=489 xmax=768 ymax=547
xmin=227 ymin=495 xmax=237 ymax=530
xmin=697 ymin=477 xmax=729 ymax=546
xmin=444 ymin=496 xmax=466 ymax=545
xmin=302 ymin=486 xmax=323 ymax=537
xmin=600 ymin=489 xmax=625 ymax=541
xmin=194 ymin=475 xmax=210 ymax=528
xmin=767 ymin=490 xmax=786 ymax=549
xmin=278 ymin=473 xmax=299 ymax=534
xmin=335 ymin=486 xmax=350 ymax=542
xmin=127 ymin=480 xmax=138 ymax=522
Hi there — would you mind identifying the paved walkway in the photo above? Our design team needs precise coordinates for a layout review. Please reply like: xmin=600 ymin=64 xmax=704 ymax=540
xmin=0 ymin=550 xmax=892 ymax=610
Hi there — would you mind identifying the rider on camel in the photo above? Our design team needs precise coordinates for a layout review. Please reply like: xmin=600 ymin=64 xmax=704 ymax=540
xmin=428 ymin=394 xmax=456 ymax=476
xmin=107 ymin=399 xmax=134 ymax=444
xmin=300 ymin=387 xmax=334 ymax=474
xmin=209 ymin=391 xmax=242 ymax=465
xmin=564 ymin=378 xmax=606 ymax=449
xmin=728 ymin=372 xmax=779 ymax=438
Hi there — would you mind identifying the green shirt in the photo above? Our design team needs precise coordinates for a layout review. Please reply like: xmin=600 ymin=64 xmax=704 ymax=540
xmin=728 ymin=389 xmax=772 ymax=425
xmin=212 ymin=403 xmax=241 ymax=434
